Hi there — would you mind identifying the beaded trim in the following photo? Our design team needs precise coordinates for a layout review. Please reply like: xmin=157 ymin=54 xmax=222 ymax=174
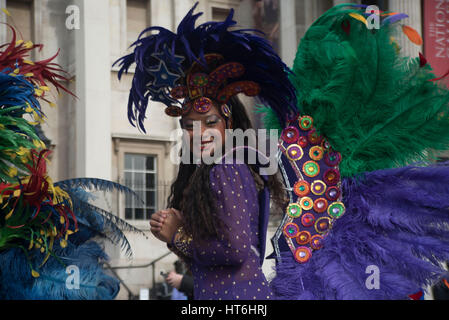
xmin=173 ymin=226 xmax=193 ymax=258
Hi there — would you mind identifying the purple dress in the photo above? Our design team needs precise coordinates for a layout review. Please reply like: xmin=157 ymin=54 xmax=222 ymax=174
xmin=172 ymin=164 xmax=274 ymax=300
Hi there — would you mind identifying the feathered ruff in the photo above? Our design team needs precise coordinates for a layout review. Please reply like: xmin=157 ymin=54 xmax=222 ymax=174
xmin=0 ymin=71 xmax=41 ymax=116
xmin=65 ymin=188 xmax=146 ymax=258
xmin=279 ymin=4 xmax=449 ymax=178
xmin=0 ymin=242 xmax=119 ymax=300
xmin=1 ymin=150 xmax=142 ymax=272
xmin=114 ymin=1 xmax=297 ymax=133
xmin=55 ymin=177 xmax=143 ymax=202
xmin=0 ymin=24 xmax=74 ymax=99
xmin=55 ymin=177 xmax=146 ymax=258
xmin=0 ymin=149 xmax=80 ymax=282
xmin=271 ymin=163 xmax=449 ymax=300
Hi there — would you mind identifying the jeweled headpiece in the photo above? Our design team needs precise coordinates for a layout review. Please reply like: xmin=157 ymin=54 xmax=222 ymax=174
xmin=114 ymin=2 xmax=297 ymax=133
xmin=167 ymin=53 xmax=261 ymax=118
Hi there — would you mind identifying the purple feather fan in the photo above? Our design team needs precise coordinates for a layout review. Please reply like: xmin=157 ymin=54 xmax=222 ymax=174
xmin=271 ymin=164 xmax=449 ymax=300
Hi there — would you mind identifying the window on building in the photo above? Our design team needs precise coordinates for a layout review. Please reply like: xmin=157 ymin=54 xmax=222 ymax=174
xmin=212 ymin=7 xmax=231 ymax=22
xmin=124 ymin=153 xmax=157 ymax=220
xmin=6 ymin=0 xmax=33 ymax=42
xmin=127 ymin=0 xmax=149 ymax=49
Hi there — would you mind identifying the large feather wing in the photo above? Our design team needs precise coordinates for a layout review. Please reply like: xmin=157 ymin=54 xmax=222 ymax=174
xmin=286 ymin=4 xmax=449 ymax=178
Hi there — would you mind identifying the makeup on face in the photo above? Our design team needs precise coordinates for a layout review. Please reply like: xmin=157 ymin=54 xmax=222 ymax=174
xmin=181 ymin=103 xmax=229 ymax=157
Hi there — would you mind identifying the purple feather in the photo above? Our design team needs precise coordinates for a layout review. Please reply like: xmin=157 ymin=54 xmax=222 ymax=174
xmin=271 ymin=164 xmax=449 ymax=299
xmin=382 ymin=13 xmax=409 ymax=26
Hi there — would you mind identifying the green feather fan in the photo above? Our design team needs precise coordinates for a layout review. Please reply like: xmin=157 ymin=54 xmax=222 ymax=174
xmin=263 ymin=4 xmax=449 ymax=178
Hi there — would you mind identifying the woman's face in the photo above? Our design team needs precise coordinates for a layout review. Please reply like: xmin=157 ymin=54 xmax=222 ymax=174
xmin=180 ymin=103 xmax=230 ymax=159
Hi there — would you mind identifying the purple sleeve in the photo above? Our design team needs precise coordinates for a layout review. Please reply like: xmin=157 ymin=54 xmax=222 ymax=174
xmin=174 ymin=164 xmax=258 ymax=267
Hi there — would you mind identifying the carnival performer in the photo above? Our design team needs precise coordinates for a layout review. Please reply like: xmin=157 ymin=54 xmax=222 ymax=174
xmin=0 ymin=20 xmax=141 ymax=299
xmin=114 ymin=3 xmax=294 ymax=300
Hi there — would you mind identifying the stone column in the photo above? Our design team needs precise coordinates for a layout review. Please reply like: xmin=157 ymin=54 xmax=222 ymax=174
xmin=0 ymin=0 xmax=7 ymax=44
xmin=73 ymin=0 xmax=112 ymax=180
xmin=280 ymin=0 xmax=297 ymax=67
xmin=388 ymin=0 xmax=423 ymax=58
xmin=333 ymin=0 xmax=354 ymax=5
xmin=151 ymin=0 xmax=174 ymax=31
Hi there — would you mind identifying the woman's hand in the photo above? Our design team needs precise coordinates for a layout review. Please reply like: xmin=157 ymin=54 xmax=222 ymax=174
xmin=166 ymin=271 xmax=183 ymax=290
xmin=150 ymin=209 xmax=169 ymax=242
xmin=150 ymin=208 xmax=183 ymax=243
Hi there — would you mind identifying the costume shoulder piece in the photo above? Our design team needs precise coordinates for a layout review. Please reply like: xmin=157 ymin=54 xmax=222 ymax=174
xmin=261 ymin=3 xmax=449 ymax=299
xmin=0 ymin=23 xmax=143 ymax=300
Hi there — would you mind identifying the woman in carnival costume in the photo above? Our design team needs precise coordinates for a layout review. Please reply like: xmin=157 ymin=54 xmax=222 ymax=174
xmin=115 ymin=2 xmax=293 ymax=300
xmin=118 ymin=2 xmax=449 ymax=300
xmin=0 ymin=24 xmax=142 ymax=299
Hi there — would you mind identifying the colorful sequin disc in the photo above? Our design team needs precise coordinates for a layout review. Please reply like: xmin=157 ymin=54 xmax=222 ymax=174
xmin=309 ymin=146 xmax=324 ymax=161
xmin=303 ymin=161 xmax=320 ymax=177
xmin=281 ymin=126 xmax=300 ymax=144
xmin=284 ymin=222 xmax=300 ymax=238
xmin=294 ymin=246 xmax=312 ymax=263
xmin=307 ymin=129 xmax=322 ymax=145
xmin=321 ymin=138 xmax=331 ymax=150
xmin=193 ymin=97 xmax=213 ymax=113
xmin=313 ymin=198 xmax=328 ymax=213
xmin=311 ymin=180 xmax=326 ymax=195
xmin=286 ymin=203 xmax=302 ymax=218
xmin=296 ymin=231 xmax=312 ymax=245
xmin=301 ymin=213 xmax=315 ymax=228
xmin=315 ymin=217 xmax=331 ymax=234
xmin=324 ymin=150 xmax=341 ymax=167
xmin=310 ymin=235 xmax=324 ymax=250
xmin=299 ymin=116 xmax=313 ymax=131
xmin=286 ymin=144 xmax=303 ymax=161
xmin=325 ymin=186 xmax=340 ymax=201
xmin=328 ymin=202 xmax=346 ymax=219
xmin=299 ymin=197 xmax=314 ymax=210
xmin=324 ymin=168 xmax=340 ymax=186
xmin=293 ymin=180 xmax=310 ymax=197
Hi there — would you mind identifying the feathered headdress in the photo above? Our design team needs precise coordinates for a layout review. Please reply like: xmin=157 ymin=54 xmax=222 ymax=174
xmin=0 ymin=21 xmax=143 ymax=298
xmin=114 ymin=2 xmax=297 ymax=133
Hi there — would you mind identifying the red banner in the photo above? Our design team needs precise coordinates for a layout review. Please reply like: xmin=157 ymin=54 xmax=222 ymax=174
xmin=423 ymin=0 xmax=449 ymax=86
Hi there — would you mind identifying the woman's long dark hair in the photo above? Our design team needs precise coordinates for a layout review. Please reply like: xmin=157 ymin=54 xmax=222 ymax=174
xmin=167 ymin=97 xmax=287 ymax=241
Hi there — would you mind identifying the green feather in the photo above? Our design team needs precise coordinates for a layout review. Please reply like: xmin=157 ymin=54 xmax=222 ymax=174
xmin=0 ymin=114 xmax=41 ymax=182
xmin=288 ymin=4 xmax=449 ymax=177
xmin=254 ymin=104 xmax=282 ymax=138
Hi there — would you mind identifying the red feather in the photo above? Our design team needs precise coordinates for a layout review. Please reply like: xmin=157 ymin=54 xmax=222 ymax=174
xmin=418 ymin=52 xmax=427 ymax=67
xmin=408 ymin=291 xmax=423 ymax=300
xmin=0 ymin=24 xmax=76 ymax=98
